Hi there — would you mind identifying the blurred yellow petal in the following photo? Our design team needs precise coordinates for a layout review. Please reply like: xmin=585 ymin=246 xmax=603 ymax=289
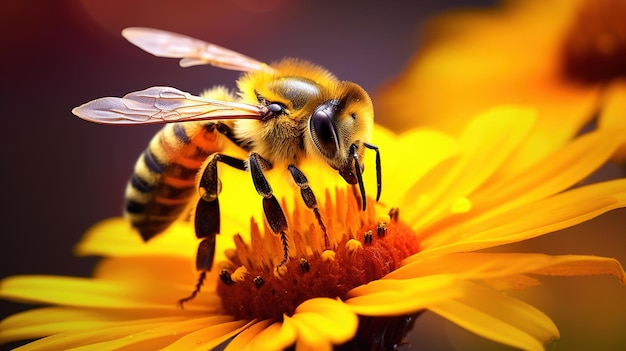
xmin=9 ymin=315 xmax=235 ymax=351
xmin=0 ymin=275 xmax=195 ymax=309
xmin=74 ymin=217 xmax=193 ymax=258
xmin=92 ymin=255 xmax=193 ymax=285
xmin=375 ymin=0 xmax=607 ymax=157
xmin=429 ymin=281 xmax=559 ymax=351
xmin=598 ymin=82 xmax=626 ymax=162
xmin=0 ymin=307 xmax=188 ymax=344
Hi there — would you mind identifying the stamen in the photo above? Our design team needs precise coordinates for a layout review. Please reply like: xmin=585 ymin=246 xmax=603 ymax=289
xmin=231 ymin=266 xmax=249 ymax=282
xmin=299 ymin=257 xmax=310 ymax=273
xmin=215 ymin=188 xmax=420 ymax=321
xmin=219 ymin=270 xmax=234 ymax=285
xmin=376 ymin=222 xmax=387 ymax=237
xmin=345 ymin=239 xmax=363 ymax=255
xmin=388 ymin=208 xmax=399 ymax=222
xmin=322 ymin=250 xmax=336 ymax=262
xmin=364 ymin=230 xmax=373 ymax=245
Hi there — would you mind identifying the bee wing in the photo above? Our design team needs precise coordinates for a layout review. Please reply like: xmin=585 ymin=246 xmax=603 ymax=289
xmin=72 ymin=86 xmax=268 ymax=125
xmin=121 ymin=27 xmax=273 ymax=73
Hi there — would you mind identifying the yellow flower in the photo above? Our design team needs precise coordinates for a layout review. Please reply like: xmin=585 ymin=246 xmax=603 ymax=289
xmin=2 ymin=107 xmax=626 ymax=350
xmin=376 ymin=0 xmax=626 ymax=162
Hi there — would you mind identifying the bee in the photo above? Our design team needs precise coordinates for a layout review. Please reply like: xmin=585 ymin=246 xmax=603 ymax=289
xmin=72 ymin=27 xmax=381 ymax=304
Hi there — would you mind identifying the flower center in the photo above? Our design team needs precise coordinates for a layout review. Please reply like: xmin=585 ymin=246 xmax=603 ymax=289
xmin=561 ymin=0 xmax=626 ymax=84
xmin=216 ymin=189 xmax=420 ymax=321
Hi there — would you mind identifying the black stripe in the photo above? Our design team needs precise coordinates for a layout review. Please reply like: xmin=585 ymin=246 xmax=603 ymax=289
xmin=173 ymin=123 xmax=191 ymax=144
xmin=144 ymin=148 xmax=165 ymax=174
xmin=133 ymin=220 xmax=174 ymax=241
xmin=125 ymin=199 xmax=147 ymax=214
xmin=130 ymin=173 xmax=154 ymax=193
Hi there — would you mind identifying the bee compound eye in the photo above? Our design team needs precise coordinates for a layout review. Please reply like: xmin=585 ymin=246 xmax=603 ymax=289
xmin=310 ymin=104 xmax=339 ymax=158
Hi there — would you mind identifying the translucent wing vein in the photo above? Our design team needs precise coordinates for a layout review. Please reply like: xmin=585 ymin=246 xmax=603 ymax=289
xmin=72 ymin=86 xmax=267 ymax=125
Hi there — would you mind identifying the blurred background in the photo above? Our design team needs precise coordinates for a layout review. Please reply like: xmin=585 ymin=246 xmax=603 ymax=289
xmin=1 ymin=0 xmax=624 ymax=350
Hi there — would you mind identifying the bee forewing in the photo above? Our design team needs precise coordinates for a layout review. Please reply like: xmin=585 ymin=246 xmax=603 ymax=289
xmin=122 ymin=27 xmax=273 ymax=73
xmin=72 ymin=86 xmax=268 ymax=125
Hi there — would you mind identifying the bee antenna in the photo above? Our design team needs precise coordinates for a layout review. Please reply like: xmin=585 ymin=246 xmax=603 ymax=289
xmin=351 ymin=144 xmax=367 ymax=211
xmin=363 ymin=142 xmax=381 ymax=201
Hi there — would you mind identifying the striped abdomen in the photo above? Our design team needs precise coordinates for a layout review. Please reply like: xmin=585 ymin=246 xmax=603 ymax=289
xmin=125 ymin=122 xmax=226 ymax=241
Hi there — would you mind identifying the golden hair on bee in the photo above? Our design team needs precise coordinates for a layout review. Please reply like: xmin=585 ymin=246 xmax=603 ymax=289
xmin=72 ymin=27 xmax=381 ymax=306
xmin=235 ymin=58 xmax=374 ymax=168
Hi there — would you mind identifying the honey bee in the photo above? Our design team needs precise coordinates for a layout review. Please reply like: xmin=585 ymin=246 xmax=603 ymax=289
xmin=72 ymin=27 xmax=381 ymax=304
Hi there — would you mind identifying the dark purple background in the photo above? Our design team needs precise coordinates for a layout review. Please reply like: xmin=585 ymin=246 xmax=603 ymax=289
xmin=2 ymin=1 xmax=624 ymax=350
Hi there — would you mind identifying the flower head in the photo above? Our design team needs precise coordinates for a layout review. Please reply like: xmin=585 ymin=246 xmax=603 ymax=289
xmin=2 ymin=106 xmax=625 ymax=350
xmin=376 ymin=0 xmax=626 ymax=162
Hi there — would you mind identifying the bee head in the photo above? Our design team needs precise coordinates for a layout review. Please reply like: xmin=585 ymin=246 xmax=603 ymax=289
xmin=306 ymin=82 xmax=374 ymax=184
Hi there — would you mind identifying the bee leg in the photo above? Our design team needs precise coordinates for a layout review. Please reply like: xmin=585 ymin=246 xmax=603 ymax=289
xmin=179 ymin=153 xmax=246 ymax=307
xmin=177 ymin=271 xmax=207 ymax=308
xmin=287 ymin=165 xmax=329 ymax=249
xmin=248 ymin=153 xmax=290 ymax=268
xmin=195 ymin=153 xmax=247 ymax=268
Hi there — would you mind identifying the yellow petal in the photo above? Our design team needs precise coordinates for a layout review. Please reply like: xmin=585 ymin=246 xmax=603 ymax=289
xmin=468 ymin=128 xmax=622 ymax=220
xmin=598 ymin=81 xmax=626 ymax=162
xmin=161 ymin=319 xmax=252 ymax=351
xmin=345 ymin=275 xmax=461 ymax=316
xmin=429 ymin=281 xmax=559 ymax=351
xmin=404 ymin=106 xmax=536 ymax=229
xmin=420 ymin=127 xmax=622 ymax=251
xmin=292 ymin=298 xmax=358 ymax=344
xmin=245 ymin=320 xmax=298 ymax=351
xmin=0 ymin=307 xmax=188 ymax=344
xmin=0 ymin=275 xmax=207 ymax=310
xmin=394 ymin=253 xmax=626 ymax=285
xmin=224 ymin=319 xmax=273 ymax=351
xmin=530 ymin=255 xmax=626 ymax=282
xmin=7 ymin=315 xmax=235 ymax=351
xmin=418 ymin=179 xmax=626 ymax=256
xmin=92 ymin=255 xmax=194 ymax=284
xmin=93 ymin=255 xmax=220 ymax=311
xmin=74 ymin=217 xmax=194 ymax=258
xmin=224 ymin=319 xmax=282 ymax=351
xmin=91 ymin=256 xmax=220 ymax=311
xmin=375 ymin=128 xmax=457 ymax=205
xmin=282 ymin=315 xmax=331 ymax=351
xmin=9 ymin=320 xmax=180 ymax=351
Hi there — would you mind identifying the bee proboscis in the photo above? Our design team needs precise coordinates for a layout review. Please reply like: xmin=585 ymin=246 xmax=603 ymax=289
xmin=72 ymin=27 xmax=381 ymax=305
